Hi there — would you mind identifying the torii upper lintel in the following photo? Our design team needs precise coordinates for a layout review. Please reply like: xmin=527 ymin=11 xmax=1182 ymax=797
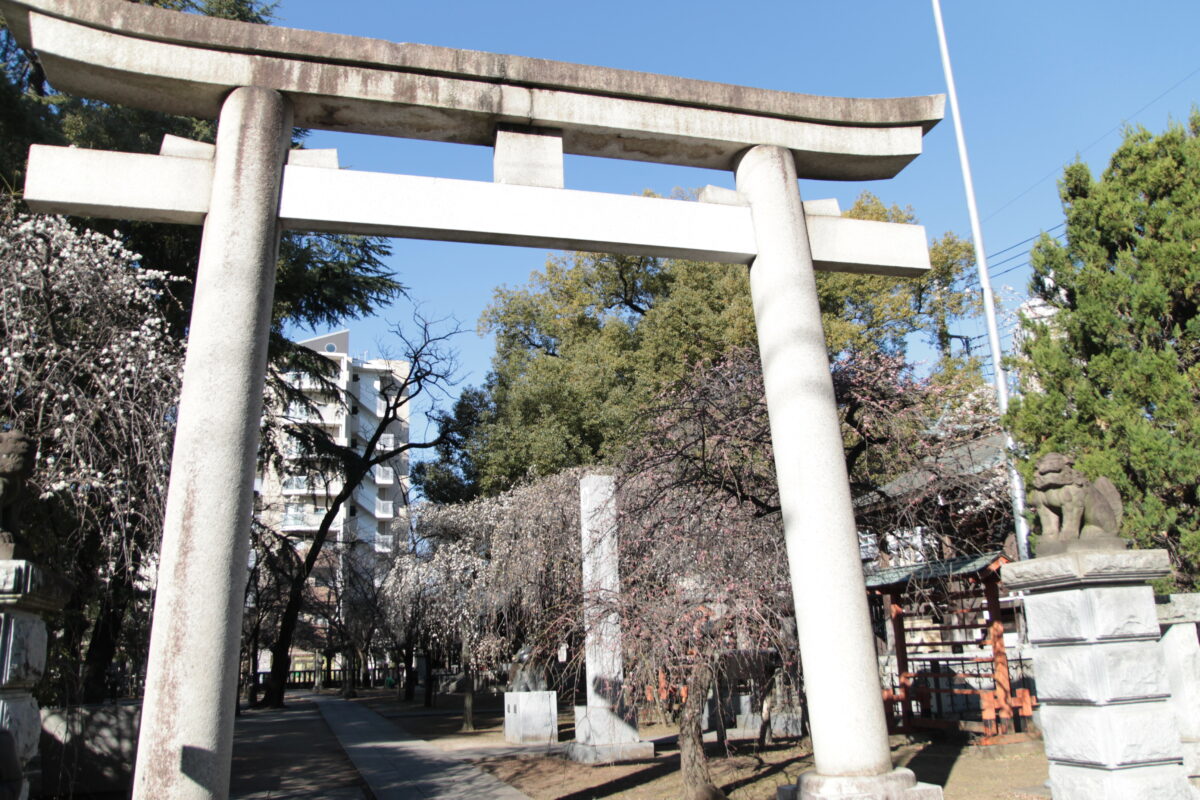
xmin=0 ymin=0 xmax=943 ymax=179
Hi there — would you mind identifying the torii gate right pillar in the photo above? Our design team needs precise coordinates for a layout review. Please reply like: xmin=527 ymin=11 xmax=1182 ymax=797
xmin=737 ymin=145 xmax=942 ymax=800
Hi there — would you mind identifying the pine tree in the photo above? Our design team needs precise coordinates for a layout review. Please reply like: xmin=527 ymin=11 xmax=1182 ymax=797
xmin=1007 ymin=114 xmax=1200 ymax=586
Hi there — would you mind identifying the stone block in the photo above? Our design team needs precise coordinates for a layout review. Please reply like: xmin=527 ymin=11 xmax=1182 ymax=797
xmin=503 ymin=691 xmax=558 ymax=745
xmin=573 ymin=704 xmax=639 ymax=746
xmin=0 ymin=560 xmax=69 ymax=614
xmin=772 ymin=710 xmax=806 ymax=737
xmin=564 ymin=739 xmax=654 ymax=764
xmin=493 ymin=125 xmax=563 ymax=189
xmin=1049 ymin=762 xmax=1196 ymax=800
xmin=797 ymin=767 xmax=943 ymax=799
xmin=1157 ymin=594 xmax=1200 ymax=626
xmin=1034 ymin=641 xmax=1170 ymax=703
xmin=0 ymin=695 xmax=40 ymax=765
xmin=1023 ymin=585 xmax=1159 ymax=645
xmin=1040 ymin=702 xmax=1183 ymax=768
xmin=1002 ymin=549 xmax=1171 ymax=592
xmin=1161 ymin=622 xmax=1200 ymax=740
xmin=0 ymin=613 xmax=47 ymax=690
xmin=1183 ymin=739 xmax=1200 ymax=780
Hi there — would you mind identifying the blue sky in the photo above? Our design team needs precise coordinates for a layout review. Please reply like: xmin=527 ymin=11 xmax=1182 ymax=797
xmin=276 ymin=0 xmax=1200 ymax=439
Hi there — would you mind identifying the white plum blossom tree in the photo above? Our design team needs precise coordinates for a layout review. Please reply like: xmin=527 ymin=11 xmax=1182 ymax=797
xmin=0 ymin=198 xmax=184 ymax=702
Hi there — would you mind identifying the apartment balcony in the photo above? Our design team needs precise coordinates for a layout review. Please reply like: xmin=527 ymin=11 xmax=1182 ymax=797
xmin=280 ymin=511 xmax=329 ymax=532
xmin=372 ymin=465 xmax=395 ymax=486
xmin=375 ymin=499 xmax=394 ymax=520
xmin=281 ymin=476 xmax=344 ymax=496
xmin=374 ymin=534 xmax=395 ymax=554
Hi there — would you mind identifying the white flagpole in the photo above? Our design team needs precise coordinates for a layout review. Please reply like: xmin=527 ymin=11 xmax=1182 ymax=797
xmin=931 ymin=0 xmax=1031 ymax=560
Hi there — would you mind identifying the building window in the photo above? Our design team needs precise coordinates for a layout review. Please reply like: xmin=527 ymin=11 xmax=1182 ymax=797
xmin=349 ymin=506 xmax=357 ymax=517
xmin=325 ymin=343 xmax=337 ymax=353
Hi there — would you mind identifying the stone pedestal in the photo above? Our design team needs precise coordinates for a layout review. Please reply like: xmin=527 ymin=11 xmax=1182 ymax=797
xmin=1157 ymin=593 xmax=1200 ymax=786
xmin=0 ymin=560 xmax=69 ymax=800
xmin=1003 ymin=550 xmax=1197 ymax=799
xmin=503 ymin=691 xmax=558 ymax=745
xmin=776 ymin=768 xmax=942 ymax=800
xmin=567 ymin=475 xmax=653 ymax=764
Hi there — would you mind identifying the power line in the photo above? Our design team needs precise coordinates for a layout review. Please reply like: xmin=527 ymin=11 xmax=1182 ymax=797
xmin=981 ymin=65 xmax=1200 ymax=223
xmin=986 ymin=223 xmax=1065 ymax=260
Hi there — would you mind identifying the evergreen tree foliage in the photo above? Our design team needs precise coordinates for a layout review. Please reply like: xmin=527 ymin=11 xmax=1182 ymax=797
xmin=0 ymin=0 xmax=403 ymax=340
xmin=1007 ymin=114 xmax=1200 ymax=585
xmin=455 ymin=192 xmax=979 ymax=494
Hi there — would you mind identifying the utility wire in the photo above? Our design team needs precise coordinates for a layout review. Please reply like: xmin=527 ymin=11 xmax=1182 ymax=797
xmin=982 ymin=65 xmax=1200 ymax=223
xmin=986 ymin=223 xmax=1065 ymax=260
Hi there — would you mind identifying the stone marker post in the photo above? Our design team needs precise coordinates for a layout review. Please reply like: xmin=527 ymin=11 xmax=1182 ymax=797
xmin=1003 ymin=551 xmax=1196 ymax=799
xmin=132 ymin=86 xmax=292 ymax=800
xmin=0 ymin=560 xmax=67 ymax=800
xmin=736 ymin=145 xmax=941 ymax=800
xmin=567 ymin=474 xmax=653 ymax=763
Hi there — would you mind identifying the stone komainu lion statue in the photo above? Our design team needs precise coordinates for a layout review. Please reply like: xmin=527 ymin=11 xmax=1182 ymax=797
xmin=1027 ymin=452 xmax=1125 ymax=555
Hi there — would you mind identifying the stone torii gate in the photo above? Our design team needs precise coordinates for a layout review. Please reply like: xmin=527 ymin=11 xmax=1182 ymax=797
xmin=3 ymin=1 xmax=946 ymax=797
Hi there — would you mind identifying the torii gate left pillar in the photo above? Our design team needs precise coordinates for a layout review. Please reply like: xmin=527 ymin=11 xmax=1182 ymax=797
xmin=133 ymin=86 xmax=292 ymax=798
xmin=3 ymin=1 xmax=948 ymax=796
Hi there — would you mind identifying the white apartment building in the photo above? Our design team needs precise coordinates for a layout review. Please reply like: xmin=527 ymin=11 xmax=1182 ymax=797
xmin=259 ymin=329 xmax=409 ymax=556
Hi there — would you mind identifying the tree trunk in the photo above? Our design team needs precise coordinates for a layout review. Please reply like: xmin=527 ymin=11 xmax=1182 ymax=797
xmin=402 ymin=641 xmax=416 ymax=701
xmin=424 ymin=650 xmax=435 ymax=708
xmin=80 ymin=575 xmax=133 ymax=703
xmin=341 ymin=650 xmax=358 ymax=698
xmin=679 ymin=661 xmax=726 ymax=800
xmin=262 ymin=473 xmax=365 ymax=707
xmin=461 ymin=663 xmax=475 ymax=732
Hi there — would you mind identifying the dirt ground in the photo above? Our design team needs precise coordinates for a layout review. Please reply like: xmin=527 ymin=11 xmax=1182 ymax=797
xmin=362 ymin=691 xmax=1050 ymax=800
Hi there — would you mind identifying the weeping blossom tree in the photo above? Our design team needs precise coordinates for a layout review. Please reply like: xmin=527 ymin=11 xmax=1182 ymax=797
xmin=0 ymin=199 xmax=184 ymax=703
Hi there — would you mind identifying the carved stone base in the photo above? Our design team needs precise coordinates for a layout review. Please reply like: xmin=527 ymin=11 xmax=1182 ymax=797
xmin=1002 ymin=550 xmax=1198 ymax=800
xmin=1036 ymin=535 xmax=1128 ymax=557
xmin=776 ymin=767 xmax=943 ymax=799
xmin=564 ymin=740 xmax=654 ymax=764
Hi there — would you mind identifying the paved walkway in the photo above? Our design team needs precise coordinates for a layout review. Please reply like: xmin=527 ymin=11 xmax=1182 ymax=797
xmin=311 ymin=694 xmax=532 ymax=800
xmin=231 ymin=692 xmax=533 ymax=799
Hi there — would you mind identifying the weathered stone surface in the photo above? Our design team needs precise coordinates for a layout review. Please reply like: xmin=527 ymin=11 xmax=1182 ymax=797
xmin=493 ymin=126 xmax=563 ymax=189
xmin=573 ymin=704 xmax=639 ymax=747
xmin=0 ymin=560 xmax=69 ymax=613
xmin=1040 ymin=702 xmax=1183 ymax=768
xmin=131 ymin=86 xmax=293 ymax=800
xmin=0 ymin=612 xmax=47 ymax=689
xmin=1002 ymin=549 xmax=1170 ymax=591
xmin=563 ymin=739 xmax=654 ymax=764
xmin=503 ymin=691 xmax=558 ymax=746
xmin=1023 ymin=585 xmax=1160 ymax=644
xmin=0 ymin=695 xmax=40 ymax=765
xmin=1159 ymin=593 xmax=1200 ymax=625
xmin=796 ymin=767 xmax=943 ymax=799
xmin=0 ymin=0 xmax=943 ymax=177
xmin=28 ymin=143 xmax=932 ymax=276
xmin=737 ymin=144 xmax=894 ymax=782
xmin=1034 ymin=641 xmax=1170 ymax=703
xmin=1048 ymin=763 xmax=1198 ymax=800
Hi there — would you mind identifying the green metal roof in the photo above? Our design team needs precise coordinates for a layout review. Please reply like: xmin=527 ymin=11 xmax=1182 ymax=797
xmin=864 ymin=550 xmax=1005 ymax=590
